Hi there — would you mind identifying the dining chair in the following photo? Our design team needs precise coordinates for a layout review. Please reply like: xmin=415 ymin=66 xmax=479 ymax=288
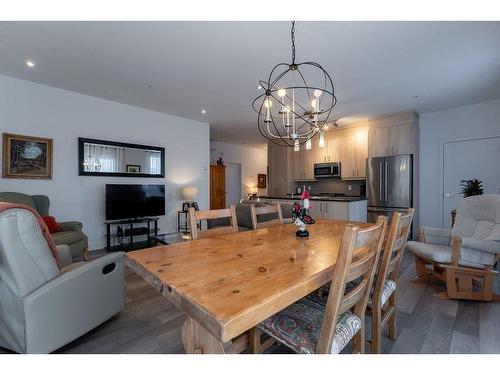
xmin=250 ymin=216 xmax=387 ymax=354
xmin=188 ymin=206 xmax=238 ymax=240
xmin=250 ymin=203 xmax=284 ymax=230
xmin=368 ymin=208 xmax=414 ymax=353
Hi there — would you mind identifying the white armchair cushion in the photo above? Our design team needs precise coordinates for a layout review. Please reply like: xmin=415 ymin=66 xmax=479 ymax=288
xmin=406 ymin=241 xmax=492 ymax=269
xmin=420 ymin=226 xmax=451 ymax=246
xmin=461 ymin=236 xmax=500 ymax=254
xmin=485 ymin=225 xmax=500 ymax=241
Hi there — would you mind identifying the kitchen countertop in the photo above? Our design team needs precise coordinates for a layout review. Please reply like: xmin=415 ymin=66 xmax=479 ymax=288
xmin=257 ymin=195 xmax=368 ymax=202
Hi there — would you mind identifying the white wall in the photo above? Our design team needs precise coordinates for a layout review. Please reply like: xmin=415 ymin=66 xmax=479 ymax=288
xmin=0 ymin=75 xmax=210 ymax=250
xmin=419 ymin=97 xmax=500 ymax=228
xmin=210 ymin=141 xmax=267 ymax=199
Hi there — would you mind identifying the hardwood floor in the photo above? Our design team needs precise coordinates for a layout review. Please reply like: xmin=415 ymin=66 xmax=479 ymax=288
xmin=1 ymin=251 xmax=498 ymax=354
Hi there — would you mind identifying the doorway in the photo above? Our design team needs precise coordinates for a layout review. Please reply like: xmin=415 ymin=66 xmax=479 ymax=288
xmin=225 ymin=162 xmax=242 ymax=207
xmin=442 ymin=136 xmax=500 ymax=227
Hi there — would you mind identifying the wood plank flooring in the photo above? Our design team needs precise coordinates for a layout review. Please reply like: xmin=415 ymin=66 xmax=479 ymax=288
xmin=1 ymin=251 xmax=498 ymax=354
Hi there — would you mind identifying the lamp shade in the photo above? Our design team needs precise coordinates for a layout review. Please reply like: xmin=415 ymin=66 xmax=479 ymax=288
xmin=181 ymin=186 xmax=198 ymax=200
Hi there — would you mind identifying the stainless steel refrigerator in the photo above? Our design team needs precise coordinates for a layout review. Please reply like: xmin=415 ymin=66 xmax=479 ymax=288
xmin=366 ymin=154 xmax=413 ymax=232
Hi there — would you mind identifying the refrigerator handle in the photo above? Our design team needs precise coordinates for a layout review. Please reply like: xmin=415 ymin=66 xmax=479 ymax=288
xmin=384 ymin=161 xmax=388 ymax=202
xmin=379 ymin=162 xmax=383 ymax=202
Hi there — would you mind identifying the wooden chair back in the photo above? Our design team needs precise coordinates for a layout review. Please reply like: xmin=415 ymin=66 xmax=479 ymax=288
xmin=250 ymin=204 xmax=284 ymax=230
xmin=316 ymin=216 xmax=387 ymax=353
xmin=188 ymin=205 xmax=238 ymax=240
xmin=372 ymin=208 xmax=415 ymax=306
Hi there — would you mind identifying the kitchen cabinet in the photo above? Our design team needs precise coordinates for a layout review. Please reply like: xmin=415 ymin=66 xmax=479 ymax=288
xmin=259 ymin=198 xmax=367 ymax=222
xmin=368 ymin=112 xmax=418 ymax=157
xmin=267 ymin=142 xmax=293 ymax=196
xmin=293 ymin=147 xmax=315 ymax=181
xmin=315 ymin=133 xmax=340 ymax=163
xmin=339 ymin=127 xmax=368 ymax=180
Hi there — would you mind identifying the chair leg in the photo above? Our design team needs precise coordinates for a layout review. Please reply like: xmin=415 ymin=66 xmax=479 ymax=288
xmin=82 ymin=247 xmax=90 ymax=261
xmin=371 ymin=307 xmax=382 ymax=354
xmin=353 ymin=323 xmax=365 ymax=354
xmin=388 ymin=295 xmax=397 ymax=341
xmin=249 ymin=327 xmax=262 ymax=354
xmin=415 ymin=256 xmax=428 ymax=277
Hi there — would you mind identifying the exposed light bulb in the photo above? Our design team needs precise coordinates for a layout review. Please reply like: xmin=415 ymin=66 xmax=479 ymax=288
xmin=264 ymin=99 xmax=272 ymax=108
xmin=26 ymin=60 xmax=35 ymax=68
xmin=201 ymin=109 xmax=206 ymax=114
xmin=305 ymin=139 xmax=312 ymax=150
xmin=319 ymin=132 xmax=325 ymax=148
xmin=257 ymin=85 xmax=263 ymax=90
xmin=311 ymin=99 xmax=317 ymax=109
xmin=277 ymin=89 xmax=286 ymax=97
xmin=314 ymin=89 xmax=322 ymax=98
xmin=294 ymin=139 xmax=300 ymax=152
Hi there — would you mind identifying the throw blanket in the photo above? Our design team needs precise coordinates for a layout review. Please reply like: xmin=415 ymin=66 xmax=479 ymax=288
xmin=0 ymin=202 xmax=61 ymax=269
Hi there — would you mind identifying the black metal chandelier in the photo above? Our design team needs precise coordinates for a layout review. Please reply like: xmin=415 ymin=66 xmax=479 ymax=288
xmin=252 ymin=21 xmax=337 ymax=151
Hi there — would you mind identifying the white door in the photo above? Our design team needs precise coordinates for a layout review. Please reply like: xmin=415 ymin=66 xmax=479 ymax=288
xmin=225 ymin=162 xmax=242 ymax=207
xmin=442 ymin=136 xmax=500 ymax=227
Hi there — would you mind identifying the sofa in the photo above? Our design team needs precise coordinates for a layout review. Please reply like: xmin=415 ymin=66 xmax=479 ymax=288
xmin=0 ymin=205 xmax=125 ymax=353
xmin=0 ymin=192 xmax=88 ymax=260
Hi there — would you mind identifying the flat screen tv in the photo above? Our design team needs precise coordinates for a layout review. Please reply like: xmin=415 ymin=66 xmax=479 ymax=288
xmin=106 ymin=184 xmax=165 ymax=220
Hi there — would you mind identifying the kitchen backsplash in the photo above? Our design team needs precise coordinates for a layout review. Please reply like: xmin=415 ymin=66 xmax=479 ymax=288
xmin=292 ymin=179 xmax=365 ymax=196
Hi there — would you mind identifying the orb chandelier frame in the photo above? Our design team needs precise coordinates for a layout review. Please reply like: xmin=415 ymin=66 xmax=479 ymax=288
xmin=252 ymin=21 xmax=338 ymax=151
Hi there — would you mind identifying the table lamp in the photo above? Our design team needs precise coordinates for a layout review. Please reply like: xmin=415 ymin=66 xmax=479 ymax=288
xmin=181 ymin=186 xmax=198 ymax=212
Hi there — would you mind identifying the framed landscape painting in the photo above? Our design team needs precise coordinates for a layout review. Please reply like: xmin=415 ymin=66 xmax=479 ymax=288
xmin=2 ymin=133 xmax=53 ymax=179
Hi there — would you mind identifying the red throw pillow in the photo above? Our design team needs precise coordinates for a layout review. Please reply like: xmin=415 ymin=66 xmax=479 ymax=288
xmin=42 ymin=216 xmax=60 ymax=233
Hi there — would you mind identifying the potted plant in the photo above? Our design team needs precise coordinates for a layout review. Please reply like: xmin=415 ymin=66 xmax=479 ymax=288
xmin=459 ymin=179 xmax=484 ymax=198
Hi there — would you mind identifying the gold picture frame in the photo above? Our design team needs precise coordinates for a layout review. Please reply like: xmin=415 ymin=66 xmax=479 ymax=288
xmin=2 ymin=133 xmax=53 ymax=179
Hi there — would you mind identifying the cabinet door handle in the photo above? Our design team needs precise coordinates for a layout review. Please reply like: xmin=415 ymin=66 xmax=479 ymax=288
xmin=320 ymin=203 xmax=322 ymax=213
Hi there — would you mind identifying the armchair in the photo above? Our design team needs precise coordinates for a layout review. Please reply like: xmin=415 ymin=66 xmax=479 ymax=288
xmin=407 ymin=194 xmax=500 ymax=301
xmin=0 ymin=206 xmax=125 ymax=353
xmin=0 ymin=192 xmax=89 ymax=260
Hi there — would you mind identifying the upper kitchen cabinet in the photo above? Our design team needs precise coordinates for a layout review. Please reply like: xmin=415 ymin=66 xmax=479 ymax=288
xmin=315 ymin=132 xmax=340 ymax=163
xmin=368 ymin=111 xmax=419 ymax=157
xmin=339 ymin=126 xmax=368 ymax=180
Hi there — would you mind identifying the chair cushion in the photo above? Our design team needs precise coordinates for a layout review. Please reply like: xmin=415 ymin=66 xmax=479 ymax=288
xmin=52 ymin=230 xmax=85 ymax=245
xmin=406 ymin=240 xmax=490 ymax=269
xmin=258 ymin=294 xmax=361 ymax=354
xmin=376 ymin=280 xmax=396 ymax=307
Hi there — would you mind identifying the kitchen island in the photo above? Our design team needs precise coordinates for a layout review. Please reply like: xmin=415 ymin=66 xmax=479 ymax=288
xmin=256 ymin=195 xmax=368 ymax=222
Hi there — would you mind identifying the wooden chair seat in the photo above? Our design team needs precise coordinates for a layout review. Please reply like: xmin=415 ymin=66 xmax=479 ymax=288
xmin=257 ymin=294 xmax=362 ymax=354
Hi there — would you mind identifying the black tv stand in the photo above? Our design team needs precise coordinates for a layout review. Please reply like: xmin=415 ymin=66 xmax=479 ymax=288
xmin=105 ymin=217 xmax=159 ymax=252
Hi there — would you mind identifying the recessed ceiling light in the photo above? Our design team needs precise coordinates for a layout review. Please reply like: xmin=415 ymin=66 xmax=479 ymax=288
xmin=25 ymin=60 xmax=35 ymax=68
xmin=257 ymin=85 xmax=262 ymax=90
xmin=201 ymin=109 xmax=207 ymax=114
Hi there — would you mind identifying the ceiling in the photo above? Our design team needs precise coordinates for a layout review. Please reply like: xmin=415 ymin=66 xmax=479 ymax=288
xmin=1 ymin=21 xmax=500 ymax=148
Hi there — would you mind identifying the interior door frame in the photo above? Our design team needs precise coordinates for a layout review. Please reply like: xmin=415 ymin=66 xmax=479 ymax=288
xmin=438 ymin=135 xmax=500 ymax=227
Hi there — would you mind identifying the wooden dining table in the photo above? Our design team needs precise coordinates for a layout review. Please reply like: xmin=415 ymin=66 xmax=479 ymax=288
xmin=126 ymin=219 xmax=372 ymax=354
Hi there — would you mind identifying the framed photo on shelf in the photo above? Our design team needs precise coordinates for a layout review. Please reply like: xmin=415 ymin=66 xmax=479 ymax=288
xmin=258 ymin=173 xmax=267 ymax=188
xmin=126 ymin=164 xmax=141 ymax=173
xmin=2 ymin=133 xmax=53 ymax=179
xmin=182 ymin=202 xmax=190 ymax=212
xmin=192 ymin=201 xmax=200 ymax=211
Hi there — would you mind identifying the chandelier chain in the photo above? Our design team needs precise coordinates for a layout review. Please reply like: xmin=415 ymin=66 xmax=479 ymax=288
xmin=291 ymin=21 xmax=296 ymax=64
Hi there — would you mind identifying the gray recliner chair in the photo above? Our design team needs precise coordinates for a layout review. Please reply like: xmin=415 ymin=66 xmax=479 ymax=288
xmin=0 ymin=192 xmax=89 ymax=260
xmin=0 ymin=206 xmax=125 ymax=353
xmin=407 ymin=194 xmax=500 ymax=301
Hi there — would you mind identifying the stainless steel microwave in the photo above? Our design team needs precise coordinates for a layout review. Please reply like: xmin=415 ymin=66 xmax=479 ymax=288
xmin=314 ymin=162 xmax=341 ymax=178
